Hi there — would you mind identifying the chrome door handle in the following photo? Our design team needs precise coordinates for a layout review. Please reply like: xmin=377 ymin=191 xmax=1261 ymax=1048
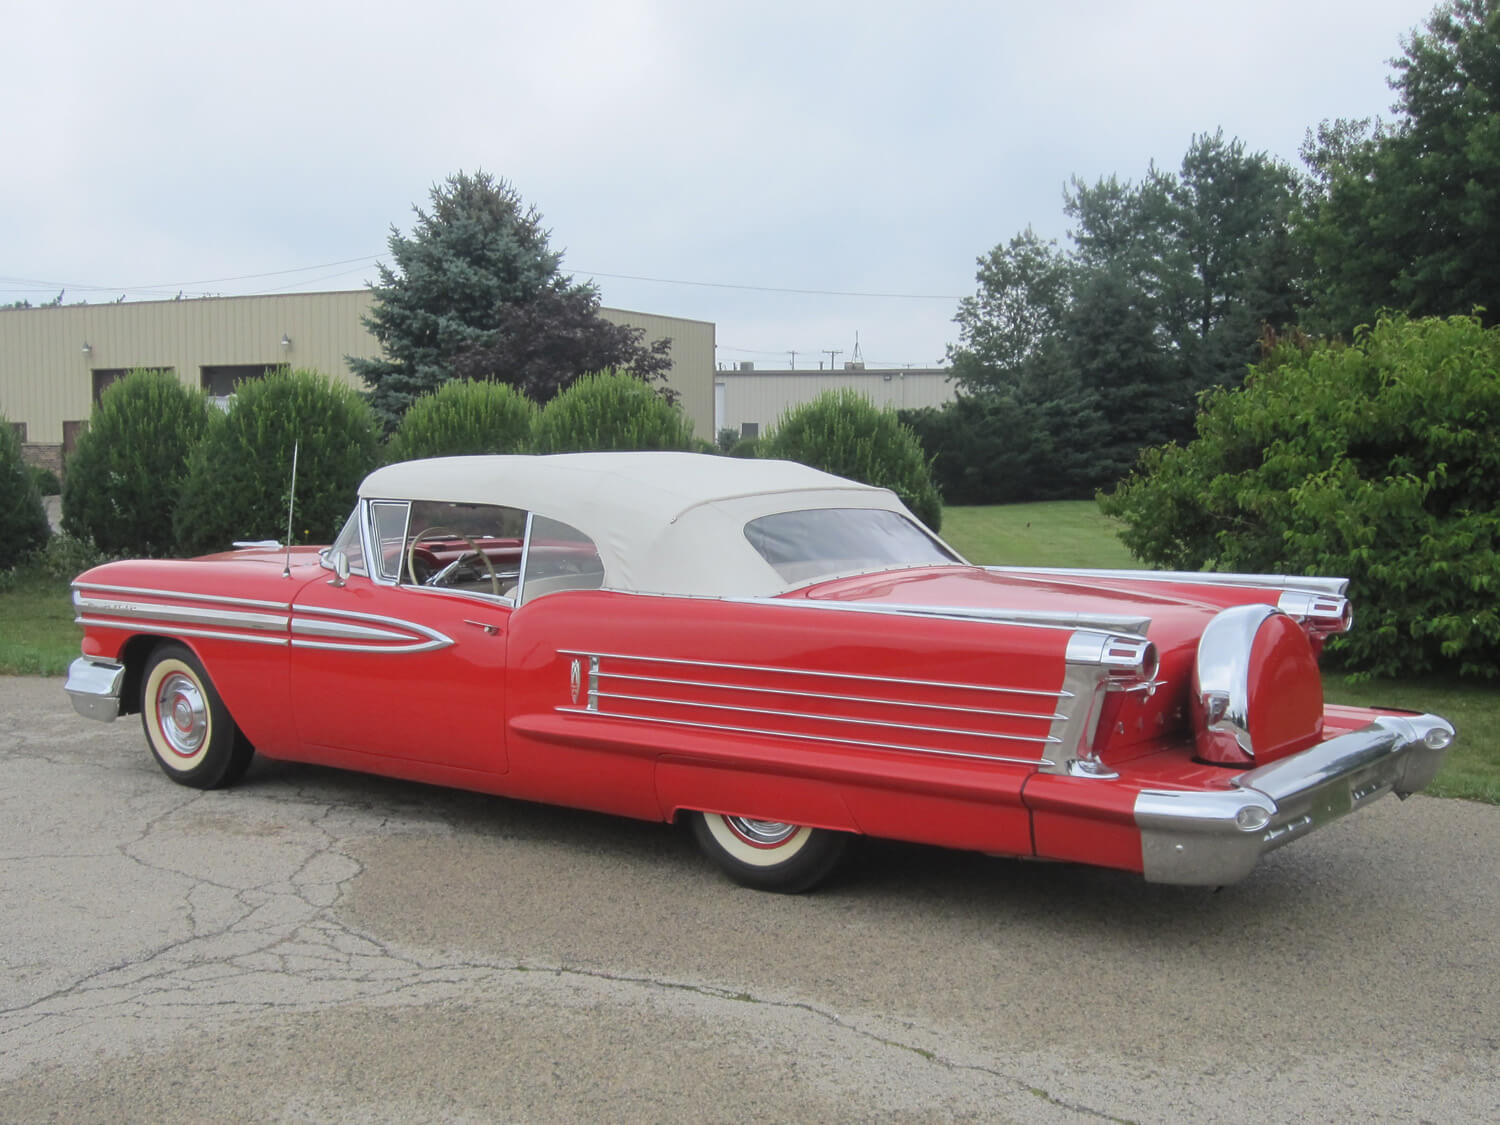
xmin=463 ymin=619 xmax=501 ymax=636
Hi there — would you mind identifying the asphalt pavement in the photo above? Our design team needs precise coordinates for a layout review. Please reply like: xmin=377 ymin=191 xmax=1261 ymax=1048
xmin=2 ymin=674 xmax=1496 ymax=1123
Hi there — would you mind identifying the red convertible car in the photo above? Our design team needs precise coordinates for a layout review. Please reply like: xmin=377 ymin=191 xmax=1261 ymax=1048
xmin=65 ymin=452 xmax=1454 ymax=892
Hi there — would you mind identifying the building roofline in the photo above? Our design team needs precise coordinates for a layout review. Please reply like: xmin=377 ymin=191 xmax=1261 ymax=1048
xmin=1 ymin=289 xmax=713 ymax=327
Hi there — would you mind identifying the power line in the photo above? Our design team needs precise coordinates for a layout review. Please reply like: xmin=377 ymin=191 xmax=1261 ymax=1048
xmin=0 ymin=254 xmax=384 ymax=299
xmin=3 ymin=258 xmax=964 ymax=304
xmin=578 ymin=268 xmax=961 ymax=301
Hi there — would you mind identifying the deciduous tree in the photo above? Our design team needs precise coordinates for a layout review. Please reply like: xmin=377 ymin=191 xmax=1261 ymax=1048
xmin=1302 ymin=0 xmax=1500 ymax=331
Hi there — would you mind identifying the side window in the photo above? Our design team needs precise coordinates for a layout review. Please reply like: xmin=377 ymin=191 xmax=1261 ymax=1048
xmin=403 ymin=500 xmax=527 ymax=598
xmin=328 ymin=509 xmax=368 ymax=576
xmin=519 ymin=515 xmax=605 ymax=604
xmin=369 ymin=501 xmax=411 ymax=583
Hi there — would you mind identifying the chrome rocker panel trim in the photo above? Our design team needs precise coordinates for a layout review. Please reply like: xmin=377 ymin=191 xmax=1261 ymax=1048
xmin=65 ymin=657 xmax=126 ymax=722
xmin=1134 ymin=712 xmax=1454 ymax=885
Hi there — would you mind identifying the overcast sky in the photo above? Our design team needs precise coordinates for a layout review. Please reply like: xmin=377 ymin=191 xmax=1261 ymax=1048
xmin=1 ymin=0 xmax=1441 ymax=370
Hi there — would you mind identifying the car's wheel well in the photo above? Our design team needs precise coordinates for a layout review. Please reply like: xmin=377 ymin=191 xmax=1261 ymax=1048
xmin=116 ymin=634 xmax=179 ymax=717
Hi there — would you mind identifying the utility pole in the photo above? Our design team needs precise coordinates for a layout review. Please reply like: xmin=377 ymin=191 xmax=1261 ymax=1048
xmin=787 ymin=349 xmax=797 ymax=370
xmin=824 ymin=348 xmax=842 ymax=371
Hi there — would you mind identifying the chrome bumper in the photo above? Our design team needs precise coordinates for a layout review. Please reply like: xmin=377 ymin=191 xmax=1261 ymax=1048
xmin=1134 ymin=712 xmax=1454 ymax=885
xmin=64 ymin=657 xmax=125 ymax=723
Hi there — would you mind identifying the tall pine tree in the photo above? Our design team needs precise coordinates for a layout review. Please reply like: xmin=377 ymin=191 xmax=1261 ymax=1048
xmin=353 ymin=171 xmax=669 ymax=430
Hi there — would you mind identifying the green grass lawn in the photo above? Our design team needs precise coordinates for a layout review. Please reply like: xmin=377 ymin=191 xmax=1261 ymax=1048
xmin=940 ymin=501 xmax=1140 ymax=569
xmin=5 ymin=499 xmax=1495 ymax=802
xmin=0 ymin=571 xmax=78 ymax=676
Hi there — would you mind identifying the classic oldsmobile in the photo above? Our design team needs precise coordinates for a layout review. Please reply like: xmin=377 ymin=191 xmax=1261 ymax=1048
xmin=65 ymin=452 xmax=1454 ymax=892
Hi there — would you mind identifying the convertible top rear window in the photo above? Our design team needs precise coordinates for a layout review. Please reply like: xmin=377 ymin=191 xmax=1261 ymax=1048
xmin=744 ymin=508 xmax=958 ymax=583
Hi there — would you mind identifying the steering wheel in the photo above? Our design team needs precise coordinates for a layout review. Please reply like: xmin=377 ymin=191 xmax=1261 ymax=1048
xmin=406 ymin=526 xmax=500 ymax=597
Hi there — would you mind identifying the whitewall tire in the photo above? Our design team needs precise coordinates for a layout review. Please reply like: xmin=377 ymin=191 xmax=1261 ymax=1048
xmin=140 ymin=643 xmax=254 ymax=790
xmin=690 ymin=811 xmax=851 ymax=893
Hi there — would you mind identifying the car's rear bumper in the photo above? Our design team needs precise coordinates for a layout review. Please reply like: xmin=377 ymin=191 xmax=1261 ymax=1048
xmin=65 ymin=657 xmax=125 ymax=723
xmin=1133 ymin=712 xmax=1454 ymax=885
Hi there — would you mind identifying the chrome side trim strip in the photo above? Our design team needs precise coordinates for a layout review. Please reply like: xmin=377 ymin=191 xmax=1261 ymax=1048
xmin=556 ymin=648 xmax=1069 ymax=700
xmin=596 ymin=669 xmax=1065 ymax=723
xmin=554 ymin=706 xmax=1054 ymax=767
xmin=71 ymin=582 xmax=291 ymax=610
xmin=289 ymin=637 xmax=451 ymax=654
xmin=986 ymin=566 xmax=1349 ymax=598
xmin=727 ymin=595 xmax=1151 ymax=637
xmin=74 ymin=592 xmax=454 ymax=653
xmin=589 ymin=689 xmax=1061 ymax=746
xmin=288 ymin=606 xmax=454 ymax=653
xmin=291 ymin=618 xmax=418 ymax=642
xmin=73 ymin=617 xmax=289 ymax=646
xmin=73 ymin=594 xmax=289 ymax=633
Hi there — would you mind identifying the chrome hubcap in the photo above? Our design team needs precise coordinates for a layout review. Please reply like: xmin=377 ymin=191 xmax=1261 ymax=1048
xmin=725 ymin=816 xmax=798 ymax=847
xmin=156 ymin=672 xmax=207 ymax=758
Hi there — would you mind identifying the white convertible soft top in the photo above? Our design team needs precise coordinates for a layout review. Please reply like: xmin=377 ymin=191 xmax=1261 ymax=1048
xmin=359 ymin=452 xmax=932 ymax=596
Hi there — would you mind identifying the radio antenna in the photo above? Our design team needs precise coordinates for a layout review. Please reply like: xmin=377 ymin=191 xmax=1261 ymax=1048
xmin=282 ymin=440 xmax=299 ymax=579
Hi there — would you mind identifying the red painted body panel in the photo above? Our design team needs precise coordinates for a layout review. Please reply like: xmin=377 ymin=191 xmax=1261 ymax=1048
xmin=1022 ymin=773 xmax=1146 ymax=873
xmin=288 ymin=579 xmax=511 ymax=774
xmin=1246 ymin=614 xmax=1324 ymax=760
xmin=502 ymin=590 xmax=1067 ymax=842
xmin=70 ymin=543 xmax=1402 ymax=878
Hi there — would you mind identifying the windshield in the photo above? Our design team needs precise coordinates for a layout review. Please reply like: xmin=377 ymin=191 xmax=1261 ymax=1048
xmin=744 ymin=508 xmax=959 ymax=584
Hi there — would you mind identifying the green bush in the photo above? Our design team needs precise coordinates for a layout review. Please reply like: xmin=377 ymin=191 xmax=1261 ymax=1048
xmin=1099 ymin=314 xmax=1500 ymax=678
xmin=62 ymin=369 xmax=209 ymax=556
xmin=174 ymin=370 xmax=380 ymax=555
xmin=530 ymin=369 xmax=696 ymax=453
xmin=388 ymin=379 xmax=536 ymax=461
xmin=33 ymin=532 xmax=109 ymax=583
xmin=0 ymin=416 xmax=49 ymax=569
xmin=28 ymin=465 xmax=61 ymax=496
xmin=761 ymin=389 xmax=943 ymax=531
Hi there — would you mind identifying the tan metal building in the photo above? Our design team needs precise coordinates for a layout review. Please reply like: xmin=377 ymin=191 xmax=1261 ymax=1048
xmin=714 ymin=365 xmax=955 ymax=439
xmin=0 ymin=291 xmax=716 ymax=470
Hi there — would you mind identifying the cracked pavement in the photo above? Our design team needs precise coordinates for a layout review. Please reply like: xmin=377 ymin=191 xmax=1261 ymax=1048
xmin=2 ymin=675 xmax=1497 ymax=1123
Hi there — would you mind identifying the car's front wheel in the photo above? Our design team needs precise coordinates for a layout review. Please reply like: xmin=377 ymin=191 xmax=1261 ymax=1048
xmin=140 ymin=643 xmax=254 ymax=790
xmin=689 ymin=811 xmax=851 ymax=893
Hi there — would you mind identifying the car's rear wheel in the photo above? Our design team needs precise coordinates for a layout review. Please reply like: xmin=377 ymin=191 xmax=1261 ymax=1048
xmin=140 ymin=643 xmax=254 ymax=790
xmin=690 ymin=811 xmax=851 ymax=893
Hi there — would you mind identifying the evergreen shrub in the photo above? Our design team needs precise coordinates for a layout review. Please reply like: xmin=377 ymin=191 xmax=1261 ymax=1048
xmin=61 ymin=369 xmax=209 ymax=556
xmin=388 ymin=379 xmax=536 ymax=461
xmin=174 ymin=370 xmax=379 ymax=554
xmin=1100 ymin=314 xmax=1500 ymax=678
xmin=0 ymin=415 xmax=49 ymax=569
xmin=530 ymin=370 xmax=696 ymax=453
xmin=762 ymin=389 xmax=943 ymax=531
xmin=900 ymin=393 xmax=1112 ymax=505
xmin=28 ymin=465 xmax=61 ymax=496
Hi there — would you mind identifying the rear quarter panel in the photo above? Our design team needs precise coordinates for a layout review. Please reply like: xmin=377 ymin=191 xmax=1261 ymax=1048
xmin=504 ymin=589 xmax=1075 ymax=854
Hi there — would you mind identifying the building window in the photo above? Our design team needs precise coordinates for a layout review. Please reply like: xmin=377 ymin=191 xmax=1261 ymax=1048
xmin=91 ymin=367 xmax=174 ymax=403
xmin=9 ymin=421 xmax=25 ymax=442
xmin=740 ymin=422 xmax=759 ymax=438
xmin=90 ymin=367 xmax=171 ymax=402
xmin=200 ymin=364 xmax=288 ymax=399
